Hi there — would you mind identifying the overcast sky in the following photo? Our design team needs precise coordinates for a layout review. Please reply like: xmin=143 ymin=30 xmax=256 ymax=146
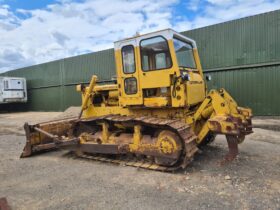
xmin=0 ymin=0 xmax=279 ymax=73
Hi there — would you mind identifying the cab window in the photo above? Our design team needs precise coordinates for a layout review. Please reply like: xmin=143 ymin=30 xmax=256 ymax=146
xmin=122 ymin=45 xmax=135 ymax=74
xmin=173 ymin=37 xmax=196 ymax=69
xmin=140 ymin=36 xmax=172 ymax=71
xmin=124 ymin=77 xmax=137 ymax=95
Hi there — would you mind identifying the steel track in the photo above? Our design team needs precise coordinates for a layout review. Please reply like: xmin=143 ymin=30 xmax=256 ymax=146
xmin=77 ymin=114 xmax=199 ymax=172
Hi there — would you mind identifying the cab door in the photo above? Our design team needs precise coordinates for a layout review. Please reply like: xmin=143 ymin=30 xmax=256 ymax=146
xmin=138 ymin=36 xmax=176 ymax=89
xmin=116 ymin=40 xmax=142 ymax=107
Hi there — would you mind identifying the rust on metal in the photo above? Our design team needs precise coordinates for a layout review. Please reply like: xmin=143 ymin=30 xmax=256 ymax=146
xmin=32 ymin=143 xmax=56 ymax=152
xmin=76 ymin=153 xmax=178 ymax=172
xmin=209 ymin=120 xmax=222 ymax=133
xmin=80 ymin=144 xmax=125 ymax=154
xmin=21 ymin=123 xmax=32 ymax=158
xmin=220 ymin=135 xmax=239 ymax=165
xmin=33 ymin=127 xmax=58 ymax=139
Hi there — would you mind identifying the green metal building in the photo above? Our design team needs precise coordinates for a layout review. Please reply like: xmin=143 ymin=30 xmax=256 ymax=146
xmin=1 ymin=10 xmax=279 ymax=115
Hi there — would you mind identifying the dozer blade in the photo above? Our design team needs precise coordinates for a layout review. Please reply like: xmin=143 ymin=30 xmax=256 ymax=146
xmin=21 ymin=118 xmax=79 ymax=158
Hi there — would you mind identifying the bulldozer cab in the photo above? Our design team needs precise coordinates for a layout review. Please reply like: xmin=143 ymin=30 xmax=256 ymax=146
xmin=114 ymin=29 xmax=206 ymax=108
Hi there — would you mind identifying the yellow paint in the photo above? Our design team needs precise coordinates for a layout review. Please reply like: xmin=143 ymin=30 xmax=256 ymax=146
xmin=144 ymin=97 xmax=169 ymax=107
xmin=156 ymin=130 xmax=179 ymax=154
xmin=130 ymin=125 xmax=142 ymax=151
xmin=101 ymin=122 xmax=109 ymax=143
xmin=186 ymin=72 xmax=205 ymax=106
xmin=83 ymin=75 xmax=97 ymax=108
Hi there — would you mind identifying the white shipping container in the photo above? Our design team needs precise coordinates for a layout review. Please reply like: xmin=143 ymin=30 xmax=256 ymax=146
xmin=0 ymin=77 xmax=27 ymax=104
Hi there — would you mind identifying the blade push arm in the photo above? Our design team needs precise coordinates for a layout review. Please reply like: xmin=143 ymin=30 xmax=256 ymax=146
xmin=193 ymin=89 xmax=252 ymax=144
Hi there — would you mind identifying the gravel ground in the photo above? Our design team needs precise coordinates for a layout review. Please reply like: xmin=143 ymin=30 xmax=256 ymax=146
xmin=0 ymin=112 xmax=279 ymax=210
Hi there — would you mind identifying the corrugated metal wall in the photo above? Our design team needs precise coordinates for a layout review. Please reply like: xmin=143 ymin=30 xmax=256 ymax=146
xmin=182 ymin=10 xmax=280 ymax=69
xmin=1 ymin=10 xmax=279 ymax=115
xmin=181 ymin=10 xmax=280 ymax=115
xmin=206 ymin=65 xmax=280 ymax=115
xmin=0 ymin=49 xmax=115 ymax=111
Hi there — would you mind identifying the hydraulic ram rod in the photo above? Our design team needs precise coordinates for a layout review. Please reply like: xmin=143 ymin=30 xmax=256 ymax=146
xmin=78 ymin=75 xmax=97 ymax=119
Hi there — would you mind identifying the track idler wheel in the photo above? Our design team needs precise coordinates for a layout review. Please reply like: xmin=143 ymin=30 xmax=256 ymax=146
xmin=154 ymin=130 xmax=182 ymax=166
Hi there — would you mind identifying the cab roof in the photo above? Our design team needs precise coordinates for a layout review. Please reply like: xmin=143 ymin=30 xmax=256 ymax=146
xmin=114 ymin=28 xmax=197 ymax=50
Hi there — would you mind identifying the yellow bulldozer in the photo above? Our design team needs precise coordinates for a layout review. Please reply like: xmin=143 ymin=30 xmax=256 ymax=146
xmin=21 ymin=29 xmax=252 ymax=172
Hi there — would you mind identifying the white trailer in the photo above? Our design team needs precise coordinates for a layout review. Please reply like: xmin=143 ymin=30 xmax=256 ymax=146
xmin=0 ymin=77 xmax=27 ymax=104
